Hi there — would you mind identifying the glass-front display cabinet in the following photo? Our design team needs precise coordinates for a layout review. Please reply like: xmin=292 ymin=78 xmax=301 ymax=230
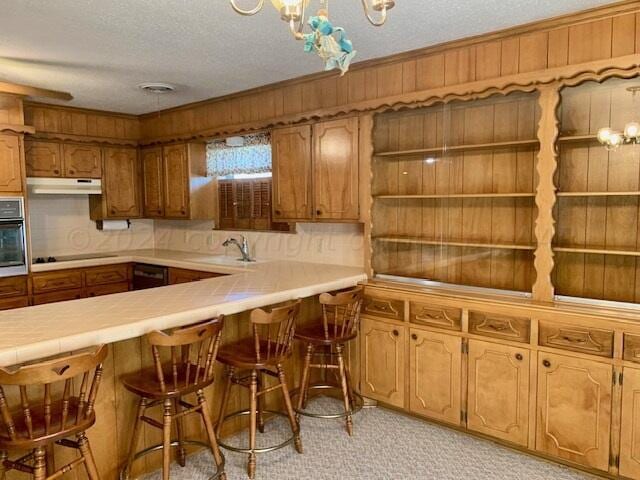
xmin=371 ymin=91 xmax=540 ymax=296
xmin=553 ymin=77 xmax=640 ymax=305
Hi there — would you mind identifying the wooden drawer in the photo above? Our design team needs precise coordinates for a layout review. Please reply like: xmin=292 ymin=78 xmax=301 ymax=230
xmin=85 ymin=264 xmax=129 ymax=286
xmin=168 ymin=267 xmax=223 ymax=285
xmin=539 ymin=322 xmax=613 ymax=358
xmin=362 ymin=295 xmax=404 ymax=321
xmin=86 ymin=282 xmax=129 ymax=298
xmin=0 ymin=296 xmax=29 ymax=311
xmin=32 ymin=288 xmax=84 ymax=305
xmin=32 ymin=270 xmax=83 ymax=294
xmin=0 ymin=276 xmax=28 ymax=298
xmin=409 ymin=301 xmax=461 ymax=331
xmin=624 ymin=334 xmax=640 ymax=363
xmin=469 ymin=311 xmax=530 ymax=343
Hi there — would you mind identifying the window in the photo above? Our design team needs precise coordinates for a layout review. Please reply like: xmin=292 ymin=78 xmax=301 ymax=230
xmin=207 ymin=133 xmax=291 ymax=232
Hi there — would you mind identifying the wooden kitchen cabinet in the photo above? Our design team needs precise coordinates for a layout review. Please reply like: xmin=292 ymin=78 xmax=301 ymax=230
xmin=536 ymin=351 xmax=612 ymax=471
xmin=140 ymin=143 xmax=215 ymax=220
xmin=467 ymin=339 xmax=530 ymax=446
xmin=312 ymin=117 xmax=359 ymax=221
xmin=0 ymin=134 xmax=24 ymax=193
xmin=408 ymin=328 xmax=462 ymax=425
xmin=360 ymin=318 xmax=405 ymax=408
xmin=141 ymin=147 xmax=164 ymax=218
xmin=620 ymin=367 xmax=640 ymax=478
xmin=90 ymin=147 xmax=141 ymax=219
xmin=62 ymin=143 xmax=102 ymax=178
xmin=272 ymin=125 xmax=313 ymax=221
xmin=0 ymin=276 xmax=28 ymax=298
xmin=168 ymin=267 xmax=223 ymax=284
xmin=0 ymin=296 xmax=29 ymax=310
xmin=24 ymin=140 xmax=62 ymax=177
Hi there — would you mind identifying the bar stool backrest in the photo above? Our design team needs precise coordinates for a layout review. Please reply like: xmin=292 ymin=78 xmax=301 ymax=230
xmin=318 ymin=286 xmax=364 ymax=341
xmin=0 ymin=345 xmax=108 ymax=443
xmin=250 ymin=300 xmax=301 ymax=364
xmin=147 ymin=316 xmax=224 ymax=393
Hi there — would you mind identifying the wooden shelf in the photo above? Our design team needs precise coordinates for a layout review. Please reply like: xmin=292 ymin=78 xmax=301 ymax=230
xmin=553 ymin=245 xmax=640 ymax=257
xmin=374 ymin=139 xmax=540 ymax=157
xmin=557 ymin=134 xmax=598 ymax=144
xmin=557 ymin=191 xmax=640 ymax=197
xmin=374 ymin=193 xmax=536 ymax=199
xmin=374 ymin=236 xmax=536 ymax=251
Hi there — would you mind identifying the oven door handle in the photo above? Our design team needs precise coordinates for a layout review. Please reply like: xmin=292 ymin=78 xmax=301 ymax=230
xmin=0 ymin=221 xmax=23 ymax=230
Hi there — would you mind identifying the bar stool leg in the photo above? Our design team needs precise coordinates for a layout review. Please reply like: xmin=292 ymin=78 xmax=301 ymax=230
xmin=216 ymin=366 xmax=234 ymax=438
xmin=162 ymin=398 xmax=173 ymax=480
xmin=297 ymin=344 xmax=313 ymax=413
xmin=173 ymin=397 xmax=187 ymax=467
xmin=277 ymin=364 xmax=303 ymax=454
xmin=45 ymin=443 xmax=55 ymax=477
xmin=336 ymin=344 xmax=353 ymax=436
xmin=197 ymin=390 xmax=227 ymax=480
xmin=33 ymin=447 xmax=46 ymax=480
xmin=248 ymin=370 xmax=258 ymax=479
xmin=0 ymin=450 xmax=7 ymax=480
xmin=122 ymin=397 xmax=147 ymax=480
xmin=78 ymin=432 xmax=100 ymax=480
xmin=256 ymin=371 xmax=265 ymax=433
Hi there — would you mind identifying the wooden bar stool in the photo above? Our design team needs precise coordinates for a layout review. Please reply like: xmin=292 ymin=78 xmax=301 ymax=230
xmin=0 ymin=345 xmax=108 ymax=480
xmin=120 ymin=317 xmax=226 ymax=480
xmin=215 ymin=300 xmax=302 ymax=479
xmin=294 ymin=286 xmax=364 ymax=435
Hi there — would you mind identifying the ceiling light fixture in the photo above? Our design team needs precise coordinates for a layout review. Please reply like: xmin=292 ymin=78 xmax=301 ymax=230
xmin=597 ymin=86 xmax=640 ymax=151
xmin=137 ymin=82 xmax=176 ymax=94
xmin=229 ymin=0 xmax=396 ymax=74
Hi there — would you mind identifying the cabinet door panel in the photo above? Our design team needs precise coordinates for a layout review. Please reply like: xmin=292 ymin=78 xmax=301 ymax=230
xmin=141 ymin=147 xmax=164 ymax=218
xmin=620 ymin=367 xmax=640 ymax=478
xmin=25 ymin=140 xmax=61 ymax=177
xmin=62 ymin=144 xmax=101 ymax=178
xmin=313 ymin=117 xmax=359 ymax=220
xmin=536 ymin=352 xmax=612 ymax=471
xmin=103 ymin=148 xmax=141 ymax=218
xmin=0 ymin=135 xmax=23 ymax=192
xmin=409 ymin=328 xmax=461 ymax=425
xmin=360 ymin=318 xmax=405 ymax=407
xmin=467 ymin=340 xmax=529 ymax=446
xmin=272 ymin=125 xmax=312 ymax=221
xmin=163 ymin=144 xmax=190 ymax=218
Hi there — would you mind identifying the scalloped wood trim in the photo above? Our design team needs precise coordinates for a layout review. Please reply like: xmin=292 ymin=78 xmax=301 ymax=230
xmin=0 ymin=124 xmax=35 ymax=135
xmin=27 ymin=132 xmax=138 ymax=147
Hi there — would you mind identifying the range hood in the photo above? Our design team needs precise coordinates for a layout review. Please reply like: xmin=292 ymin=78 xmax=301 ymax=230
xmin=27 ymin=177 xmax=102 ymax=195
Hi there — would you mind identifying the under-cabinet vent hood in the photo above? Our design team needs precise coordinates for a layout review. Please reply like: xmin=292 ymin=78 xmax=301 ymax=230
xmin=27 ymin=178 xmax=102 ymax=195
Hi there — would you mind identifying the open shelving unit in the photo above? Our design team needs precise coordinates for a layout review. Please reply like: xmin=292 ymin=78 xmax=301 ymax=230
xmin=553 ymin=77 xmax=640 ymax=304
xmin=371 ymin=92 xmax=540 ymax=293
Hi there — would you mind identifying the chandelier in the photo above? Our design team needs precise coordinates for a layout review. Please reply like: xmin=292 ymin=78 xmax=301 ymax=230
xmin=229 ymin=0 xmax=396 ymax=74
xmin=597 ymin=86 xmax=640 ymax=151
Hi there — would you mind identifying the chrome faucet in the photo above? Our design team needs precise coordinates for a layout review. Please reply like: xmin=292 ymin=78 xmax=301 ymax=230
xmin=222 ymin=235 xmax=254 ymax=262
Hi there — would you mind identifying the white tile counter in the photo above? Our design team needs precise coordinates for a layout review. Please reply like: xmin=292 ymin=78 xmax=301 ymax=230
xmin=0 ymin=250 xmax=367 ymax=367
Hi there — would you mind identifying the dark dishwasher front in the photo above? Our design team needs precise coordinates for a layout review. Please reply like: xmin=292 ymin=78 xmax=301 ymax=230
xmin=132 ymin=264 xmax=168 ymax=290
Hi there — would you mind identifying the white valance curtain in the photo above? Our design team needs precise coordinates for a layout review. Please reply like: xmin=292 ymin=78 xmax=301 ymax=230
xmin=206 ymin=133 xmax=271 ymax=177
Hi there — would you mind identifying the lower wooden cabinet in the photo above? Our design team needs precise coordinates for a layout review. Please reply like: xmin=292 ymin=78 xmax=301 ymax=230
xmin=467 ymin=339 xmax=530 ymax=446
xmin=86 ymin=282 xmax=129 ymax=297
xmin=0 ymin=296 xmax=28 ymax=310
xmin=408 ymin=328 xmax=461 ymax=425
xmin=168 ymin=267 xmax=224 ymax=285
xmin=535 ymin=351 xmax=612 ymax=471
xmin=360 ymin=318 xmax=405 ymax=408
xmin=620 ymin=367 xmax=640 ymax=478
xmin=33 ymin=288 xmax=84 ymax=305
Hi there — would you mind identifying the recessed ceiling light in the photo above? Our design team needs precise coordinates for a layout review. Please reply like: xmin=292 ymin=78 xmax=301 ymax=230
xmin=137 ymin=82 xmax=176 ymax=94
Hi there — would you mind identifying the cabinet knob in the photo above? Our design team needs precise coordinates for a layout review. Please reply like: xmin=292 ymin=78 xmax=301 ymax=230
xmin=542 ymin=359 xmax=551 ymax=368
xmin=275 ymin=210 xmax=282 ymax=216
xmin=392 ymin=329 xmax=399 ymax=337
xmin=411 ymin=333 xmax=418 ymax=340
xmin=69 ymin=170 xmax=75 ymax=175
xmin=110 ymin=209 xmax=116 ymax=214
xmin=316 ymin=210 xmax=322 ymax=216
xmin=515 ymin=353 xmax=523 ymax=361
xmin=53 ymin=169 xmax=60 ymax=175
xmin=181 ymin=210 xmax=186 ymax=215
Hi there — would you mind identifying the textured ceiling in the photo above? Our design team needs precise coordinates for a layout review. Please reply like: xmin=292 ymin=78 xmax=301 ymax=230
xmin=0 ymin=0 xmax=615 ymax=115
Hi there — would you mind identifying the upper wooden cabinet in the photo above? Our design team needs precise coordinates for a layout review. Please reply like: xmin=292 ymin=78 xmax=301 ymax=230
xmin=25 ymin=140 xmax=62 ymax=177
xmin=272 ymin=117 xmax=360 ymax=223
xmin=140 ymin=143 xmax=215 ymax=220
xmin=272 ymin=124 xmax=313 ymax=221
xmin=90 ymin=147 xmax=141 ymax=220
xmin=313 ymin=117 xmax=359 ymax=221
xmin=62 ymin=144 xmax=101 ymax=178
xmin=0 ymin=134 xmax=24 ymax=193
xmin=467 ymin=339 xmax=530 ymax=446
xmin=536 ymin=351 xmax=612 ymax=471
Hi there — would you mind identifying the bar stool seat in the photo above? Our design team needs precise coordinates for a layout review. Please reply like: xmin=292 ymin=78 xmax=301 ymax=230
xmin=121 ymin=363 xmax=216 ymax=399
xmin=217 ymin=338 xmax=289 ymax=368
xmin=294 ymin=323 xmax=358 ymax=345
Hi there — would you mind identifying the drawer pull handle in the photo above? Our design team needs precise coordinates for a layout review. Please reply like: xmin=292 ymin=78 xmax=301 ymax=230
xmin=488 ymin=322 xmax=509 ymax=331
xmin=392 ymin=330 xmax=399 ymax=337
xmin=542 ymin=359 xmax=551 ymax=368
xmin=515 ymin=353 xmax=523 ymax=361
xmin=561 ymin=335 xmax=587 ymax=344
xmin=411 ymin=333 xmax=418 ymax=340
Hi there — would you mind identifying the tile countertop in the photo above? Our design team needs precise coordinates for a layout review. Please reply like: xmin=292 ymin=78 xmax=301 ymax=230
xmin=0 ymin=250 xmax=367 ymax=367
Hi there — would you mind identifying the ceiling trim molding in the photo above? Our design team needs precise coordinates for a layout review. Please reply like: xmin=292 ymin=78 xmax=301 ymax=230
xmin=0 ymin=81 xmax=72 ymax=101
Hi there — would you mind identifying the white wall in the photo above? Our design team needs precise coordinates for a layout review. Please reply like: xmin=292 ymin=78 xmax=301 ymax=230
xmin=28 ymin=195 xmax=154 ymax=258
xmin=154 ymin=220 xmax=365 ymax=267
